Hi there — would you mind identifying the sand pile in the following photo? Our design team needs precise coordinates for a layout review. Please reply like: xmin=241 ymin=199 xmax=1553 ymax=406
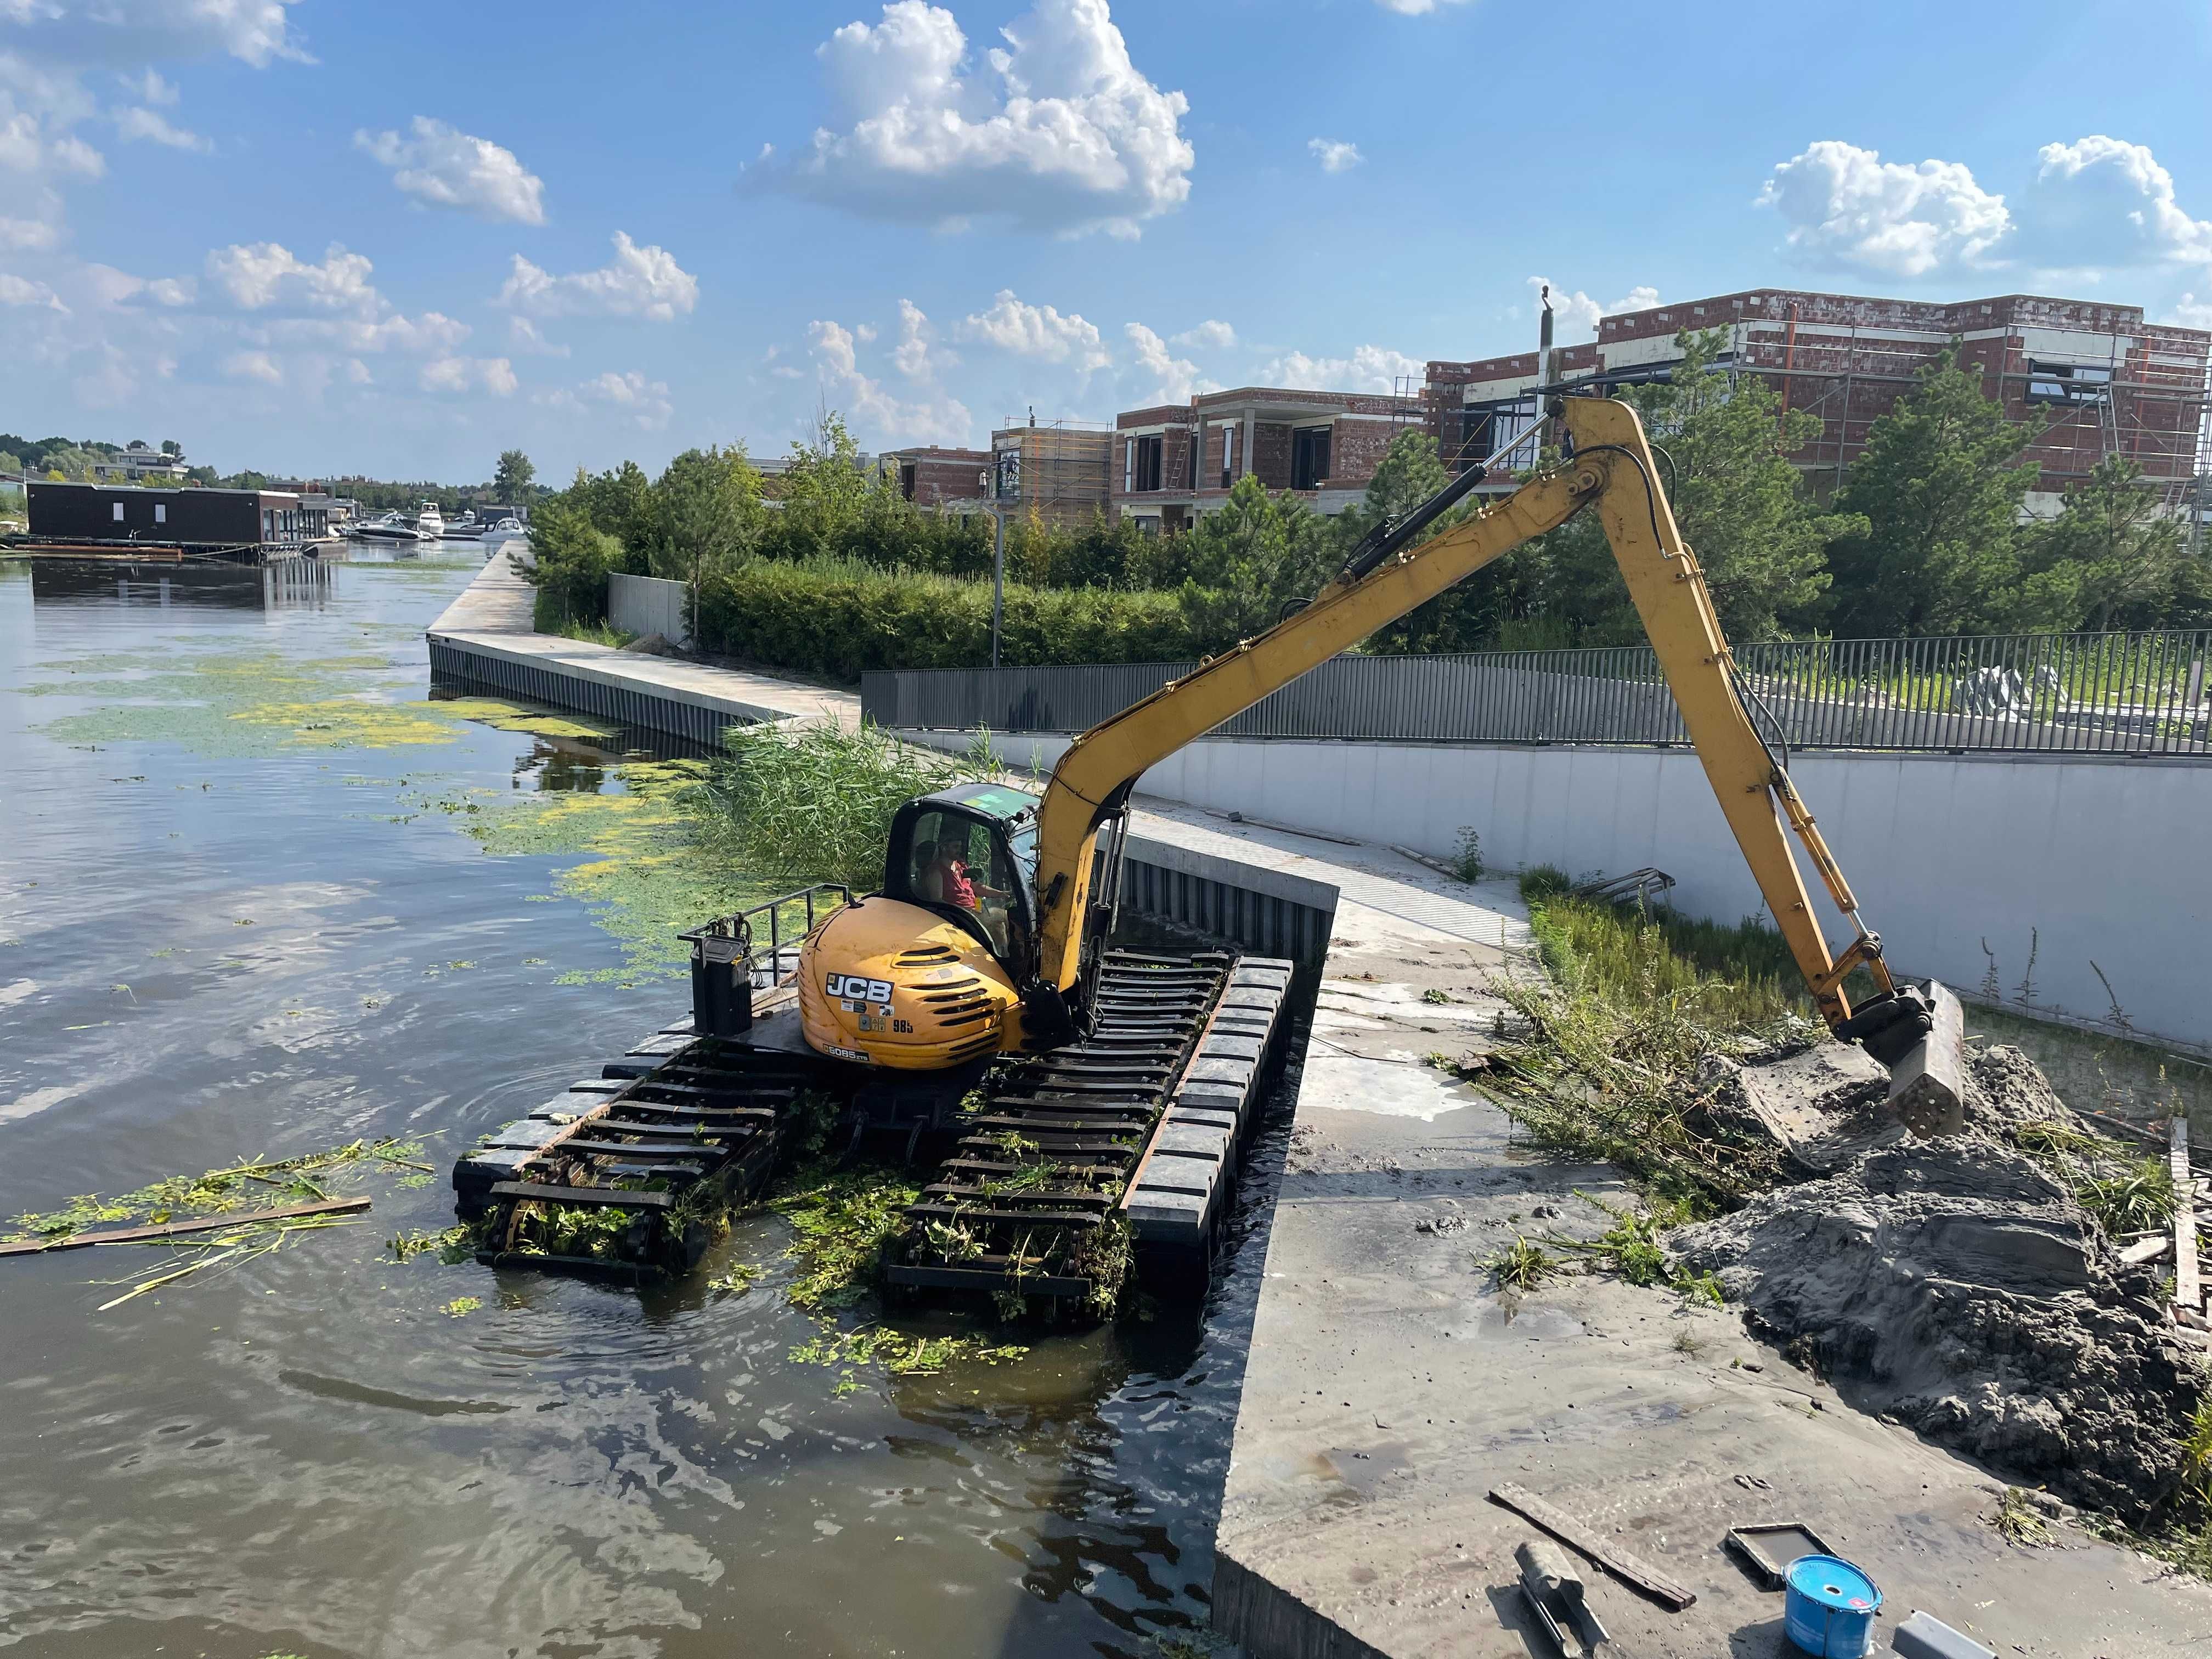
xmin=1672 ymin=1043 xmax=2202 ymax=1521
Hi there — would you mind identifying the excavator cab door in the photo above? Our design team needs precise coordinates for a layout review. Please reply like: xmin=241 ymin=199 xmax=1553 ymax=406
xmin=883 ymin=787 xmax=1042 ymax=978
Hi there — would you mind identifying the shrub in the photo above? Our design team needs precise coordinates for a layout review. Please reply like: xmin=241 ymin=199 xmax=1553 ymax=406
xmin=691 ymin=720 xmax=995 ymax=889
xmin=692 ymin=555 xmax=1228 ymax=682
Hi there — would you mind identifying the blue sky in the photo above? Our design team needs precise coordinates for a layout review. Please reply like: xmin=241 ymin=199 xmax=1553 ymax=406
xmin=5 ymin=0 xmax=2212 ymax=482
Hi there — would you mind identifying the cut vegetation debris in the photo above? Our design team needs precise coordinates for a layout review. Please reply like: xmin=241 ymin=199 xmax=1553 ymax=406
xmin=1492 ymin=866 xmax=2210 ymax=1534
xmin=5 ymin=1138 xmax=425 ymax=1245
xmin=4 ymin=1139 xmax=425 ymax=1312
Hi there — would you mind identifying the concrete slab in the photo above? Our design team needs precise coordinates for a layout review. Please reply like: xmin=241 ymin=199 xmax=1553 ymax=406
xmin=1210 ymin=888 xmax=2212 ymax=1659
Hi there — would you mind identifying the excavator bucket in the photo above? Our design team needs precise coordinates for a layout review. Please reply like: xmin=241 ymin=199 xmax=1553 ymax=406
xmin=1842 ymin=981 xmax=1968 ymax=1136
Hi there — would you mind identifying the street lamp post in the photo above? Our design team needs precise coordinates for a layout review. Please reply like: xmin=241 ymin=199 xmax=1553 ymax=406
xmin=981 ymin=460 xmax=1012 ymax=670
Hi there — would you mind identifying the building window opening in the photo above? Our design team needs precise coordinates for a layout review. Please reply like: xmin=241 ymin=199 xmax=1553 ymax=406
xmin=899 ymin=463 xmax=917 ymax=501
xmin=1291 ymin=427 xmax=1330 ymax=491
xmin=112 ymin=501 xmax=126 ymax=523
xmin=1133 ymin=433 xmax=1164 ymax=493
xmin=154 ymin=504 xmax=166 ymax=524
xmin=1219 ymin=423 xmax=1237 ymax=488
xmin=2025 ymin=360 xmax=2112 ymax=407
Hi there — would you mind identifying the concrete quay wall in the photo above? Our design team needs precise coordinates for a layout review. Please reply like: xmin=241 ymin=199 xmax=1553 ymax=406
xmin=895 ymin=727 xmax=2212 ymax=1059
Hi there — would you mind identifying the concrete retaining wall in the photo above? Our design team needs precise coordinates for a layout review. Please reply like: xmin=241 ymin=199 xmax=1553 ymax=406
xmin=896 ymin=728 xmax=2212 ymax=1058
xmin=608 ymin=572 xmax=691 ymax=647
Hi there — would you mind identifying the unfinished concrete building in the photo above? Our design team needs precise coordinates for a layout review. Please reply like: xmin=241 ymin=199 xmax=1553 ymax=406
xmin=1112 ymin=387 xmax=1423 ymax=533
xmin=879 ymin=445 xmax=991 ymax=509
xmin=1425 ymin=289 xmax=2212 ymax=519
xmin=989 ymin=419 xmax=1115 ymax=529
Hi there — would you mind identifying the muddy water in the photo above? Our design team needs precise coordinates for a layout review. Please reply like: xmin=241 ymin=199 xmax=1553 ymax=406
xmin=0 ymin=556 xmax=1282 ymax=1659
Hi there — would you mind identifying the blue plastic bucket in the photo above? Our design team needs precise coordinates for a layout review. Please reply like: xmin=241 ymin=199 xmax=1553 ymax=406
xmin=1784 ymin=1554 xmax=1882 ymax=1658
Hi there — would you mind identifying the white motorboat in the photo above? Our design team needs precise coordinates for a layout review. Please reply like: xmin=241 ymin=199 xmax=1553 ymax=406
xmin=440 ymin=510 xmax=487 ymax=541
xmin=348 ymin=511 xmax=423 ymax=542
xmin=414 ymin=501 xmax=447 ymax=541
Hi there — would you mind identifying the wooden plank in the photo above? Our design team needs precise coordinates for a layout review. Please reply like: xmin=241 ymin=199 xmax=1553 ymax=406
xmin=488 ymin=1181 xmax=673 ymax=1210
xmin=0 ymin=1197 xmax=371 ymax=1257
xmin=1489 ymin=1483 xmax=1697 ymax=1611
xmin=2173 ymin=1117 xmax=2200 ymax=1313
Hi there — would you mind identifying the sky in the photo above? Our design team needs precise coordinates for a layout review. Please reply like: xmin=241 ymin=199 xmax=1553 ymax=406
xmin=4 ymin=0 xmax=2212 ymax=483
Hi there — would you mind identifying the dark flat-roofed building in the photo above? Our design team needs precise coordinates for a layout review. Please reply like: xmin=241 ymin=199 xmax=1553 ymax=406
xmin=24 ymin=480 xmax=311 ymax=558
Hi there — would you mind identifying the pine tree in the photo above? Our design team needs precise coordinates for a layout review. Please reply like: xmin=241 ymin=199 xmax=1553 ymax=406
xmin=1826 ymin=350 xmax=2038 ymax=636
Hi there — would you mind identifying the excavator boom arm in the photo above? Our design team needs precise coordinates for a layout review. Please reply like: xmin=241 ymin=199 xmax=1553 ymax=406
xmin=1029 ymin=397 xmax=1887 ymax=1029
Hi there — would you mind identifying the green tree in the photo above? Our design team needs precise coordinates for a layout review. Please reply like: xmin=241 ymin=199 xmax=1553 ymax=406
xmin=652 ymin=444 xmax=764 ymax=628
xmin=521 ymin=497 xmax=625 ymax=629
xmin=1622 ymin=331 xmax=1862 ymax=641
xmin=2021 ymin=456 xmax=2190 ymax=631
xmin=1158 ymin=474 xmax=1338 ymax=637
xmin=494 ymin=448 xmax=535 ymax=503
xmin=765 ymin=411 xmax=874 ymax=559
xmin=1826 ymin=349 xmax=2038 ymax=636
xmin=160 ymin=439 xmax=180 ymax=456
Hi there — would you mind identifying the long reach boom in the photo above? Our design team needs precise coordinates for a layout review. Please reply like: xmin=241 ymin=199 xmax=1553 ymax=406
xmin=1028 ymin=394 xmax=1926 ymax=1053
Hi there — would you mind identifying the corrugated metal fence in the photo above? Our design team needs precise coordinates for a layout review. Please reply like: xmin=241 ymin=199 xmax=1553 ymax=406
xmin=861 ymin=630 xmax=2212 ymax=757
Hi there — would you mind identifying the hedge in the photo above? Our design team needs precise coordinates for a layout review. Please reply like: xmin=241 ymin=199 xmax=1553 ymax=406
xmin=692 ymin=557 xmax=1234 ymax=681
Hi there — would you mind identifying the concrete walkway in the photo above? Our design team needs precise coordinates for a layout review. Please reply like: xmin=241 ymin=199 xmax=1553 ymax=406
xmin=427 ymin=551 xmax=858 ymax=729
xmin=421 ymin=584 xmax=2212 ymax=1656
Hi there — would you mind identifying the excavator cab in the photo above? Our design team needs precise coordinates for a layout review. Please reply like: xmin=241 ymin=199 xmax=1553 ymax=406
xmin=882 ymin=783 xmax=1042 ymax=976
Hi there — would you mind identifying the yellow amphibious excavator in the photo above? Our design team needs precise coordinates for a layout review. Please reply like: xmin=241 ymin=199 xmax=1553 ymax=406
xmin=460 ymin=392 xmax=1957 ymax=1288
xmin=794 ymin=393 xmax=1956 ymax=1099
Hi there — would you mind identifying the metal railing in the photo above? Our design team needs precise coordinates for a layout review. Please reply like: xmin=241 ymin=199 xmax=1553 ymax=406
xmin=861 ymin=630 xmax=2212 ymax=757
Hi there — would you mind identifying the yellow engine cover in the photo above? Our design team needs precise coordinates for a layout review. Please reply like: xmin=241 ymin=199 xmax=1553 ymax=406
xmin=795 ymin=899 xmax=1022 ymax=1070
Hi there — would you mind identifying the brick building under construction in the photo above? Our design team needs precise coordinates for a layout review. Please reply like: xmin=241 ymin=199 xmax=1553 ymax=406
xmin=1424 ymin=289 xmax=2212 ymax=520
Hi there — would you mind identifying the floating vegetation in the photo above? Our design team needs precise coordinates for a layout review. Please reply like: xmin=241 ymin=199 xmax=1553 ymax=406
xmin=5 ymin=1138 xmax=426 ymax=1244
xmin=87 ymin=1211 xmax=366 ymax=1313
xmin=769 ymin=1164 xmax=920 ymax=1313
xmin=440 ymin=1296 xmax=484 ymax=1318
xmin=388 ymin=1226 xmax=472 ymax=1263
xmin=788 ymin=1325 xmax=1027 ymax=1396
xmin=416 ymin=757 xmax=769 ymax=983
xmin=22 ymin=642 xmax=623 ymax=758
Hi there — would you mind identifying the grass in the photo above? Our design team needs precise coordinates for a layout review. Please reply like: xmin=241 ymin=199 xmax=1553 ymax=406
xmin=2073 ymin=1156 xmax=2178 ymax=1237
xmin=1994 ymin=1486 xmax=2053 ymax=1547
xmin=1485 ymin=1236 xmax=1559 ymax=1290
xmin=1480 ymin=870 xmax=1815 ymax=1209
xmin=691 ymin=719 xmax=999 ymax=891
xmin=545 ymin=616 xmax=638 ymax=648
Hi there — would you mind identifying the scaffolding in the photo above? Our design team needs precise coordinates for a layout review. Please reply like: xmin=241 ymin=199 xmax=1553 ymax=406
xmin=992 ymin=416 xmax=1114 ymax=529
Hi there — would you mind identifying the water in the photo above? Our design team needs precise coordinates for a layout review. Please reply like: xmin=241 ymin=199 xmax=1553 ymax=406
xmin=0 ymin=555 xmax=1283 ymax=1659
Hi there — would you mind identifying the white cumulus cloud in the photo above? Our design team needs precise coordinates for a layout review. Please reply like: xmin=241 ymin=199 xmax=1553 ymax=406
xmin=420 ymin=355 xmax=517 ymax=396
xmin=957 ymin=288 xmax=1110 ymax=371
xmin=1758 ymin=140 xmax=2011 ymax=278
xmin=809 ymin=315 xmax=972 ymax=445
xmin=0 ymin=271 xmax=67 ymax=312
xmin=0 ymin=109 xmax=105 ymax=176
xmin=113 ymin=104 xmax=209 ymax=150
xmin=220 ymin=348 xmax=283 ymax=385
xmin=764 ymin=0 xmax=1193 ymax=240
xmin=497 ymin=232 xmax=697 ymax=320
xmin=507 ymin=315 xmax=570 ymax=357
xmin=1258 ymin=343 xmax=1424 ymax=394
xmin=2025 ymin=136 xmax=2212 ymax=269
xmin=207 ymin=240 xmax=378 ymax=313
xmin=1171 ymin=319 xmax=1234 ymax=351
xmin=356 ymin=117 xmax=546 ymax=226
xmin=3 ymin=0 xmax=312 ymax=68
xmin=1308 ymin=138 xmax=1362 ymax=174
xmin=1528 ymin=276 xmax=1660 ymax=336
xmin=563 ymin=368 xmax=674 ymax=430
xmin=1371 ymin=0 xmax=1475 ymax=11
xmin=1124 ymin=321 xmax=1215 ymax=402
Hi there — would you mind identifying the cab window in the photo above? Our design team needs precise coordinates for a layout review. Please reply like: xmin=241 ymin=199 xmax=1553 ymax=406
xmin=904 ymin=810 xmax=1027 ymax=960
